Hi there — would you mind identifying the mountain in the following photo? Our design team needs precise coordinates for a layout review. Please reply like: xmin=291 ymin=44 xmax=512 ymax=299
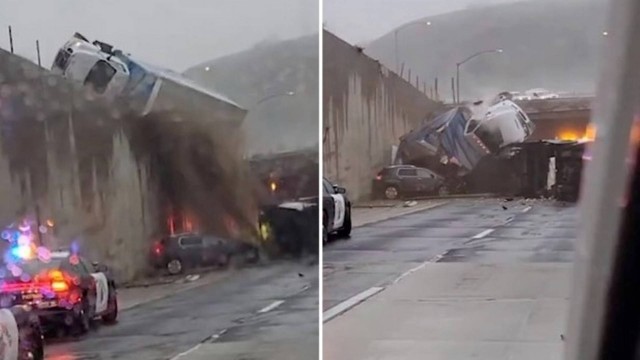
xmin=364 ymin=0 xmax=608 ymax=102
xmin=184 ymin=34 xmax=319 ymax=156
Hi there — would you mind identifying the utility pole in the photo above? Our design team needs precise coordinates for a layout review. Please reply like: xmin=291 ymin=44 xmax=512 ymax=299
xmin=435 ymin=78 xmax=439 ymax=101
xmin=8 ymin=26 xmax=14 ymax=54
xmin=394 ymin=30 xmax=399 ymax=73
xmin=456 ymin=63 xmax=460 ymax=104
xmin=36 ymin=40 xmax=42 ymax=67
xmin=451 ymin=77 xmax=456 ymax=103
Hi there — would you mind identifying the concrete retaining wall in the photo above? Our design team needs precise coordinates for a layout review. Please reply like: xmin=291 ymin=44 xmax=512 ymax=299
xmin=323 ymin=31 xmax=441 ymax=200
xmin=0 ymin=49 xmax=251 ymax=282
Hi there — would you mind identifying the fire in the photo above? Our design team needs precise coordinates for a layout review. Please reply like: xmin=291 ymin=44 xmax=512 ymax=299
xmin=557 ymin=124 xmax=596 ymax=142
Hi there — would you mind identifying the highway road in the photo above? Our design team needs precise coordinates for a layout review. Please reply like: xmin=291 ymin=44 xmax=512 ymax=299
xmin=45 ymin=259 xmax=319 ymax=360
xmin=323 ymin=197 xmax=576 ymax=317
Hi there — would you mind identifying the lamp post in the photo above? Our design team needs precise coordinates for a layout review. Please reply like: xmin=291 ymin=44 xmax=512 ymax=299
xmin=255 ymin=91 xmax=295 ymax=107
xmin=393 ymin=20 xmax=432 ymax=73
xmin=456 ymin=48 xmax=503 ymax=103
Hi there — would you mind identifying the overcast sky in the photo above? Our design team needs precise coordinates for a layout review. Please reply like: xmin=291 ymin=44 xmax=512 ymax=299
xmin=0 ymin=0 xmax=318 ymax=71
xmin=324 ymin=0 xmax=524 ymax=44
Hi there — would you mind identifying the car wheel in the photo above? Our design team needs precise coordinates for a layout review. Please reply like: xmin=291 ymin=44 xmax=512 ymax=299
xmin=70 ymin=299 xmax=90 ymax=336
xmin=167 ymin=259 xmax=183 ymax=275
xmin=322 ymin=224 xmax=328 ymax=245
xmin=101 ymin=287 xmax=118 ymax=324
xmin=337 ymin=208 xmax=352 ymax=238
xmin=20 ymin=322 xmax=43 ymax=360
xmin=218 ymin=253 xmax=231 ymax=268
xmin=384 ymin=186 xmax=399 ymax=200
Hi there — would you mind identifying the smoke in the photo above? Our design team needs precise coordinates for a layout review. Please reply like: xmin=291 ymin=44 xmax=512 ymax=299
xmin=128 ymin=112 xmax=259 ymax=242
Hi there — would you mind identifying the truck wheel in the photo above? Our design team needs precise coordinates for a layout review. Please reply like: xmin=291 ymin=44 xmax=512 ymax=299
xmin=385 ymin=186 xmax=399 ymax=200
xmin=102 ymin=288 xmax=118 ymax=324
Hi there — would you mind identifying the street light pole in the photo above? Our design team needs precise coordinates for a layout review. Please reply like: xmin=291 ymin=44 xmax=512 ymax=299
xmin=255 ymin=91 xmax=295 ymax=107
xmin=455 ymin=48 xmax=503 ymax=103
xmin=393 ymin=20 xmax=432 ymax=74
xmin=456 ymin=63 xmax=460 ymax=104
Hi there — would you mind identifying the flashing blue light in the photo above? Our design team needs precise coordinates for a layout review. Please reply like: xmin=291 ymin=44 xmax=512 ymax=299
xmin=70 ymin=241 xmax=79 ymax=255
xmin=11 ymin=245 xmax=32 ymax=260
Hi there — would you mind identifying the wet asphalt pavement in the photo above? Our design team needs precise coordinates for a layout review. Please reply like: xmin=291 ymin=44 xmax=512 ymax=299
xmin=323 ymin=198 xmax=577 ymax=312
xmin=45 ymin=260 xmax=318 ymax=360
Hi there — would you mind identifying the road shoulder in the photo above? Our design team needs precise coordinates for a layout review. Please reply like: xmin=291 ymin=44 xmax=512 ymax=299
xmin=324 ymin=262 xmax=570 ymax=360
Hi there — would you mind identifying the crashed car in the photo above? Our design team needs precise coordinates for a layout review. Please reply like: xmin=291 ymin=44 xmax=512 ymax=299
xmin=372 ymin=165 xmax=448 ymax=199
xmin=0 ymin=306 xmax=44 ymax=360
xmin=397 ymin=98 xmax=534 ymax=179
xmin=150 ymin=233 xmax=259 ymax=275
xmin=0 ymin=250 xmax=118 ymax=336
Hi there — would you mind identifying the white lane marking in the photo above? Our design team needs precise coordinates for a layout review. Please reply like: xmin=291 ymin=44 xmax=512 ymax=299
xmin=209 ymin=328 xmax=228 ymax=341
xmin=522 ymin=206 xmax=532 ymax=213
xmin=471 ymin=229 xmax=495 ymax=239
xmin=323 ymin=287 xmax=384 ymax=323
xmin=258 ymin=300 xmax=285 ymax=314
xmin=170 ymin=328 xmax=228 ymax=359
xmin=170 ymin=344 xmax=202 ymax=360
xmin=393 ymin=262 xmax=428 ymax=284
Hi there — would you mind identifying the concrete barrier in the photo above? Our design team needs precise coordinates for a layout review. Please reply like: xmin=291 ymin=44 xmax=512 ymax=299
xmin=323 ymin=31 xmax=442 ymax=200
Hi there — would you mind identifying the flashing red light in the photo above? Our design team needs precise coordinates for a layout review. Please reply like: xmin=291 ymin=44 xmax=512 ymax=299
xmin=375 ymin=175 xmax=382 ymax=180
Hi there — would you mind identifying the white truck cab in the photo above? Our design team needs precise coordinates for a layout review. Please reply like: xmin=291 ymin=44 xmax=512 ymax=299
xmin=51 ymin=33 xmax=129 ymax=99
xmin=464 ymin=99 xmax=535 ymax=152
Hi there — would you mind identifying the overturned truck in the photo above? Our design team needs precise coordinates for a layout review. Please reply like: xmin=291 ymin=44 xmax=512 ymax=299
xmin=397 ymin=95 xmax=587 ymax=201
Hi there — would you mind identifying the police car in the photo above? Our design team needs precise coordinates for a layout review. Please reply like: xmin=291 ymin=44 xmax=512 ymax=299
xmin=322 ymin=177 xmax=352 ymax=243
xmin=0 ymin=306 xmax=43 ymax=360
xmin=0 ymin=250 xmax=118 ymax=336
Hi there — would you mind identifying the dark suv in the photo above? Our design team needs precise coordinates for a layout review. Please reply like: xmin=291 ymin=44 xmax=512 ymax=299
xmin=372 ymin=165 xmax=448 ymax=199
xmin=150 ymin=233 xmax=259 ymax=274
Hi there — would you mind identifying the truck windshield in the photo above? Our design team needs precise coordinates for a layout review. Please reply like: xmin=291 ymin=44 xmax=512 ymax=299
xmin=474 ymin=124 xmax=503 ymax=153
xmin=84 ymin=60 xmax=116 ymax=94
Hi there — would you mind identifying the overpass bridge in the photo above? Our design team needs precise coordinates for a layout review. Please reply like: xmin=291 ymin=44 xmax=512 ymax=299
xmin=515 ymin=97 xmax=593 ymax=140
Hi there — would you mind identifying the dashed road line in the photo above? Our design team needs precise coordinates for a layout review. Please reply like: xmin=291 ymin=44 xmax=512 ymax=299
xmin=170 ymin=344 xmax=202 ymax=360
xmin=471 ymin=229 xmax=495 ymax=239
xmin=393 ymin=262 xmax=428 ymax=284
xmin=323 ymin=287 xmax=384 ymax=323
xmin=522 ymin=206 xmax=532 ymax=213
xmin=258 ymin=300 xmax=285 ymax=314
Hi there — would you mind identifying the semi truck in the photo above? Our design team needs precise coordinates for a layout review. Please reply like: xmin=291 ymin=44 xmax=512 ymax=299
xmin=50 ymin=33 xmax=246 ymax=123
xmin=396 ymin=94 xmax=587 ymax=201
